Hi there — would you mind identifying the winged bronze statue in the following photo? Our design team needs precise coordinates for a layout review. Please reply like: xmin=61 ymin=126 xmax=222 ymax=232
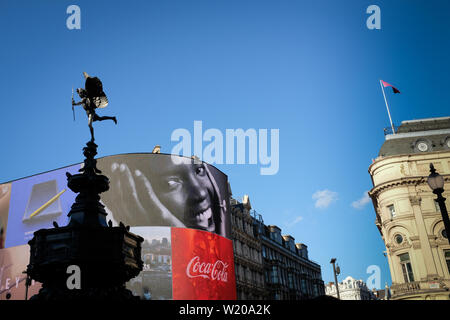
xmin=72 ymin=72 xmax=117 ymax=141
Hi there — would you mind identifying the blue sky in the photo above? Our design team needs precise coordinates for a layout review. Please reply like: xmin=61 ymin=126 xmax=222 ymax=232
xmin=1 ymin=0 xmax=449 ymax=289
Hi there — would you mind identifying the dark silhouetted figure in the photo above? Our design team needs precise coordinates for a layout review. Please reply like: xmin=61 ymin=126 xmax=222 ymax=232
xmin=72 ymin=72 xmax=117 ymax=142
xmin=26 ymin=72 xmax=143 ymax=300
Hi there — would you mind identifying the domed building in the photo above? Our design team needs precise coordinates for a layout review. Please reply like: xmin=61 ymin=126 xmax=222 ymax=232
xmin=325 ymin=276 xmax=375 ymax=300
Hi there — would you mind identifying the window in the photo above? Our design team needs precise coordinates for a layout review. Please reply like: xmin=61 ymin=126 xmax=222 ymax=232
xmin=399 ymin=253 xmax=415 ymax=283
xmin=238 ymin=265 xmax=244 ymax=281
xmin=301 ymin=279 xmax=306 ymax=293
xmin=395 ymin=234 xmax=403 ymax=244
xmin=313 ymin=284 xmax=318 ymax=297
xmin=416 ymin=140 xmax=429 ymax=152
xmin=445 ymin=250 xmax=450 ymax=274
xmin=442 ymin=229 xmax=448 ymax=239
xmin=434 ymin=200 xmax=441 ymax=212
xmin=271 ymin=266 xmax=279 ymax=284
xmin=388 ymin=205 xmax=396 ymax=218
xmin=264 ymin=270 xmax=270 ymax=283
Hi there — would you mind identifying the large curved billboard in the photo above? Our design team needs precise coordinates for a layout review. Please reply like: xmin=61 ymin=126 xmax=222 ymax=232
xmin=0 ymin=153 xmax=235 ymax=300
xmin=99 ymin=154 xmax=231 ymax=239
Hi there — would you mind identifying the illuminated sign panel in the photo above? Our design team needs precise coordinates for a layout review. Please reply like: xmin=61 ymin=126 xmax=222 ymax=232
xmin=172 ymin=228 xmax=236 ymax=300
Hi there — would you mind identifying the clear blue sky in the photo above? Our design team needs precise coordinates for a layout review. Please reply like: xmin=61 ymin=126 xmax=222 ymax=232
xmin=1 ymin=0 xmax=449 ymax=289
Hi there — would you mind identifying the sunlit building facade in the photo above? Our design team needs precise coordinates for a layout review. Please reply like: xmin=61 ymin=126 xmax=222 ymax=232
xmin=325 ymin=276 xmax=375 ymax=300
xmin=369 ymin=117 xmax=450 ymax=300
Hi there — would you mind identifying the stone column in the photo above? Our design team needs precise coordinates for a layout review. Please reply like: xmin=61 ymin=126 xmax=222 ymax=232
xmin=409 ymin=195 xmax=439 ymax=280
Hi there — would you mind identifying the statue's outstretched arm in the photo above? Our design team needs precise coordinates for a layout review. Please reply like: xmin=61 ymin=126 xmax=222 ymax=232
xmin=72 ymin=99 xmax=85 ymax=106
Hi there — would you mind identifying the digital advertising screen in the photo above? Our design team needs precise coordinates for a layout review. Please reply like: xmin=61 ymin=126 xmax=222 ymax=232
xmin=0 ymin=245 xmax=41 ymax=300
xmin=3 ymin=165 xmax=80 ymax=248
xmin=98 ymin=154 xmax=232 ymax=240
xmin=126 ymin=226 xmax=236 ymax=300
xmin=0 ymin=183 xmax=11 ymax=250
xmin=0 ymin=154 xmax=235 ymax=300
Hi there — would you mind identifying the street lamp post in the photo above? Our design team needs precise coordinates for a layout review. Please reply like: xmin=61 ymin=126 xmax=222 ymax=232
xmin=427 ymin=163 xmax=450 ymax=245
xmin=330 ymin=258 xmax=340 ymax=299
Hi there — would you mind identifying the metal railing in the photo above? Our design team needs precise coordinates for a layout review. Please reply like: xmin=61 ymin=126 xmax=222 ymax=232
xmin=391 ymin=280 xmax=448 ymax=297
xmin=246 ymin=208 xmax=261 ymax=221
xmin=383 ymin=126 xmax=399 ymax=136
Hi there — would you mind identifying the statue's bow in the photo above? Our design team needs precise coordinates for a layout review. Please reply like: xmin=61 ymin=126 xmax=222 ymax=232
xmin=71 ymin=88 xmax=75 ymax=121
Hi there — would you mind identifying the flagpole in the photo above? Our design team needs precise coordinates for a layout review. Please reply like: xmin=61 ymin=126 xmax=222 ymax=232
xmin=380 ymin=80 xmax=396 ymax=135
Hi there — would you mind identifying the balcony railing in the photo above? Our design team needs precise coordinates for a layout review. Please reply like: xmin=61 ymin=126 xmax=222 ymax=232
xmin=383 ymin=126 xmax=399 ymax=136
xmin=391 ymin=280 xmax=448 ymax=298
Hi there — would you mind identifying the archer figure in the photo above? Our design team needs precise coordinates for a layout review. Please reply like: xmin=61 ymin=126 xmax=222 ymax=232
xmin=72 ymin=72 xmax=117 ymax=142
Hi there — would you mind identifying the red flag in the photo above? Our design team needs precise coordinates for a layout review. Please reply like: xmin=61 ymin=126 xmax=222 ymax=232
xmin=381 ymin=80 xmax=401 ymax=94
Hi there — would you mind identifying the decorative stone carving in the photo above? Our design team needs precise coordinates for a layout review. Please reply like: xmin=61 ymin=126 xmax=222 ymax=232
xmin=409 ymin=196 xmax=422 ymax=206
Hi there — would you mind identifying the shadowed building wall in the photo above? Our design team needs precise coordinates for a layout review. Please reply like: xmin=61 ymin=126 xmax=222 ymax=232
xmin=230 ymin=194 xmax=324 ymax=300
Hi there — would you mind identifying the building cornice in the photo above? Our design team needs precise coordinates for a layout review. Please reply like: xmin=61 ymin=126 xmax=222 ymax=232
xmin=369 ymin=175 xmax=450 ymax=199
xmin=369 ymin=176 xmax=425 ymax=198
xmin=260 ymin=236 xmax=321 ymax=270
xmin=385 ymin=128 xmax=450 ymax=141
xmin=368 ymin=150 xmax=450 ymax=174
xmin=381 ymin=214 xmax=415 ymax=228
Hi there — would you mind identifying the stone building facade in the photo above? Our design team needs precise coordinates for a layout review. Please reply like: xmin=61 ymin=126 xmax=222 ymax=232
xmin=325 ymin=276 xmax=375 ymax=300
xmin=230 ymin=195 xmax=325 ymax=300
xmin=230 ymin=195 xmax=267 ymax=299
xmin=257 ymin=223 xmax=325 ymax=300
xmin=369 ymin=116 xmax=450 ymax=300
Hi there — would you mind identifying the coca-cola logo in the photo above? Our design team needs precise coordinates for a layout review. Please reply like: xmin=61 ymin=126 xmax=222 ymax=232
xmin=186 ymin=256 xmax=229 ymax=282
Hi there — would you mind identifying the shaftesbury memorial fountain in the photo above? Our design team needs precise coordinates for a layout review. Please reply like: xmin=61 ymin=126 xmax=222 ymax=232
xmin=26 ymin=72 xmax=143 ymax=300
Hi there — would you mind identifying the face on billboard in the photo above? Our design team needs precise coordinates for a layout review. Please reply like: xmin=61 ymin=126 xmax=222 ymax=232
xmin=99 ymin=154 xmax=231 ymax=238
xmin=152 ymin=161 xmax=214 ymax=231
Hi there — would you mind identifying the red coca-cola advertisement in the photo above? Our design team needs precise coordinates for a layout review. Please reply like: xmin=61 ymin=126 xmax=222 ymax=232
xmin=171 ymin=228 xmax=236 ymax=300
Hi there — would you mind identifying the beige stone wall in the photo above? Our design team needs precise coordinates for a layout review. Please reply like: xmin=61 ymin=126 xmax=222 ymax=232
xmin=369 ymin=151 xmax=450 ymax=300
